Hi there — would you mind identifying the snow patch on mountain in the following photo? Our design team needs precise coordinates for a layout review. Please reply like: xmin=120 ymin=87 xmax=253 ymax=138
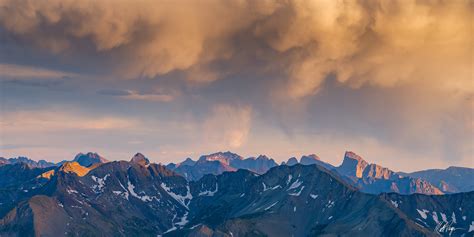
xmin=326 ymin=200 xmax=335 ymax=208
xmin=66 ymin=188 xmax=79 ymax=194
xmin=127 ymin=180 xmax=153 ymax=202
xmin=174 ymin=212 xmax=189 ymax=228
xmin=288 ymin=186 xmax=304 ymax=196
xmin=262 ymin=182 xmax=281 ymax=191
xmin=432 ymin=211 xmax=440 ymax=224
xmin=286 ymin=175 xmax=292 ymax=185
xmin=91 ymin=174 xmax=109 ymax=193
xmin=287 ymin=179 xmax=302 ymax=190
xmin=440 ymin=212 xmax=448 ymax=222
xmin=161 ymin=182 xmax=192 ymax=208
xmin=417 ymin=209 xmax=429 ymax=219
xmin=115 ymin=181 xmax=130 ymax=200
xmin=198 ymin=183 xmax=218 ymax=196
xmin=264 ymin=201 xmax=278 ymax=211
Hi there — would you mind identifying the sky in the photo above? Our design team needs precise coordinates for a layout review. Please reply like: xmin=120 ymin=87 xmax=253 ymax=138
xmin=0 ymin=0 xmax=472 ymax=172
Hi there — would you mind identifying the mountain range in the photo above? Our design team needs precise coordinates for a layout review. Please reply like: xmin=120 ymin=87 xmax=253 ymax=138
xmin=2 ymin=151 xmax=473 ymax=196
xmin=166 ymin=152 xmax=278 ymax=181
xmin=399 ymin=167 xmax=474 ymax=193
xmin=0 ymin=151 xmax=473 ymax=236
xmin=0 ymin=157 xmax=56 ymax=168
xmin=165 ymin=151 xmax=472 ymax=196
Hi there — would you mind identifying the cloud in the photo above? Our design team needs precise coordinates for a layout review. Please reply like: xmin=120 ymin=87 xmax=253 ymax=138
xmin=2 ymin=78 xmax=64 ymax=88
xmin=97 ymin=88 xmax=175 ymax=102
xmin=123 ymin=91 xmax=175 ymax=102
xmin=0 ymin=64 xmax=78 ymax=88
xmin=202 ymin=104 xmax=252 ymax=149
xmin=0 ymin=110 xmax=137 ymax=132
xmin=0 ymin=0 xmax=470 ymax=98
xmin=0 ymin=64 xmax=75 ymax=79
xmin=0 ymin=0 xmax=471 ymax=168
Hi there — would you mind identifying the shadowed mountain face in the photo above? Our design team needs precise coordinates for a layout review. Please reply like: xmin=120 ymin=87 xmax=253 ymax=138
xmin=0 ymin=157 xmax=473 ymax=237
xmin=72 ymin=152 xmax=109 ymax=167
xmin=6 ymin=151 xmax=471 ymax=196
xmin=0 ymin=157 xmax=56 ymax=168
xmin=335 ymin=152 xmax=443 ymax=195
xmin=0 ymin=163 xmax=55 ymax=219
xmin=168 ymin=152 xmax=278 ymax=181
xmin=283 ymin=154 xmax=335 ymax=170
xmin=399 ymin=167 xmax=474 ymax=193
xmin=0 ymin=155 xmax=191 ymax=236
xmin=170 ymin=151 xmax=450 ymax=195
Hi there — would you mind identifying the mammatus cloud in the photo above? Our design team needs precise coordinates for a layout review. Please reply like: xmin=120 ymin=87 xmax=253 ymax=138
xmin=0 ymin=0 xmax=471 ymax=99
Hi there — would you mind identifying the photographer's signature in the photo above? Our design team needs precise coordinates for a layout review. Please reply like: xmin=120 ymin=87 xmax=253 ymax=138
xmin=434 ymin=221 xmax=463 ymax=236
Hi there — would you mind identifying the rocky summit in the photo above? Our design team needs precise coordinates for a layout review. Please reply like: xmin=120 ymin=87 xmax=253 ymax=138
xmin=0 ymin=152 xmax=473 ymax=237
xmin=73 ymin=152 xmax=109 ymax=167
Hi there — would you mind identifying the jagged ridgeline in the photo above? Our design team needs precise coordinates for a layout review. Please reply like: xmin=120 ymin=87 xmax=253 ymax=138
xmin=0 ymin=152 xmax=473 ymax=237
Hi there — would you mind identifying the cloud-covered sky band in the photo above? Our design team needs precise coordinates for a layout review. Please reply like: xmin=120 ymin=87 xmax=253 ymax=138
xmin=0 ymin=0 xmax=472 ymax=171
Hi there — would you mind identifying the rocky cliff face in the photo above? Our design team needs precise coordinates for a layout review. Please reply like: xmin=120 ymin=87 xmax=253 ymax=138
xmin=337 ymin=151 xmax=370 ymax=178
xmin=336 ymin=151 xmax=443 ymax=195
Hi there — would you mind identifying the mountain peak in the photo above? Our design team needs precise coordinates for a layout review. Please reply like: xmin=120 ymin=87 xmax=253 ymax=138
xmin=286 ymin=157 xmax=298 ymax=166
xmin=130 ymin=153 xmax=150 ymax=166
xmin=197 ymin=151 xmax=243 ymax=165
xmin=73 ymin=152 xmax=108 ymax=167
xmin=255 ymin=155 xmax=271 ymax=160
xmin=178 ymin=157 xmax=196 ymax=167
xmin=343 ymin=151 xmax=366 ymax=162
xmin=338 ymin=151 xmax=369 ymax=178
xmin=300 ymin=154 xmax=320 ymax=165
xmin=59 ymin=161 xmax=90 ymax=176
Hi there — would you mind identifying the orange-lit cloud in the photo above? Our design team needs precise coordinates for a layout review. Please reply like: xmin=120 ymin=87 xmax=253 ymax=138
xmin=0 ymin=110 xmax=138 ymax=132
xmin=0 ymin=0 xmax=472 ymax=169
xmin=0 ymin=0 xmax=470 ymax=98
xmin=0 ymin=64 xmax=76 ymax=79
